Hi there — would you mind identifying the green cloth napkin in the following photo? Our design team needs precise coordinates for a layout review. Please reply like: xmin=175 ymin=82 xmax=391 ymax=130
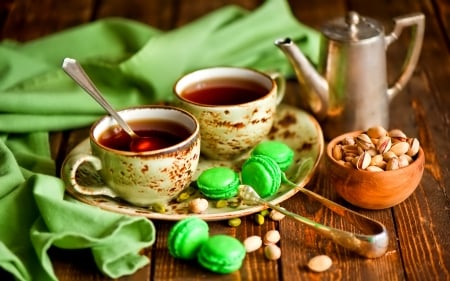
xmin=0 ymin=0 xmax=320 ymax=280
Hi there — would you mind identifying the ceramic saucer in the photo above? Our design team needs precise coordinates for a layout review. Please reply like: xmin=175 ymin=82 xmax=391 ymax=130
xmin=61 ymin=104 xmax=324 ymax=221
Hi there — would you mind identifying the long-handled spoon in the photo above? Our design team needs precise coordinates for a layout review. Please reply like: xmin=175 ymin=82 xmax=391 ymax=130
xmin=62 ymin=58 xmax=154 ymax=152
xmin=239 ymin=184 xmax=389 ymax=258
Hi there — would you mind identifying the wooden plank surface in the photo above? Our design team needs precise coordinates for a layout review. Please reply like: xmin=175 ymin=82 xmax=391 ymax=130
xmin=1 ymin=1 xmax=449 ymax=281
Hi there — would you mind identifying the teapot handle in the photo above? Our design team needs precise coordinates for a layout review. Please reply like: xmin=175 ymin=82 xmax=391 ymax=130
xmin=385 ymin=13 xmax=425 ymax=100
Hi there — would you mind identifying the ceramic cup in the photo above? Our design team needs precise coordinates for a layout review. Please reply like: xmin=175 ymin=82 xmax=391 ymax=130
xmin=173 ymin=66 xmax=285 ymax=160
xmin=62 ymin=105 xmax=200 ymax=206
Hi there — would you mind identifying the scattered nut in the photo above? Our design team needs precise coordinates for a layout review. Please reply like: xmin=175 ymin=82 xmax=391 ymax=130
xmin=269 ymin=209 xmax=286 ymax=221
xmin=188 ymin=198 xmax=208 ymax=214
xmin=260 ymin=209 xmax=270 ymax=217
xmin=228 ymin=197 xmax=242 ymax=208
xmin=307 ymin=255 xmax=332 ymax=272
xmin=243 ymin=235 xmax=262 ymax=253
xmin=151 ymin=202 xmax=167 ymax=214
xmin=215 ymin=199 xmax=228 ymax=208
xmin=264 ymin=230 xmax=281 ymax=245
xmin=264 ymin=244 xmax=281 ymax=260
xmin=331 ymin=126 xmax=420 ymax=171
xmin=176 ymin=186 xmax=196 ymax=202
xmin=254 ymin=213 xmax=265 ymax=225
xmin=176 ymin=192 xmax=190 ymax=202
xmin=228 ymin=217 xmax=241 ymax=227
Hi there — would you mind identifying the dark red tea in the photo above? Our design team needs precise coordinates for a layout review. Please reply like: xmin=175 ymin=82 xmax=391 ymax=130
xmin=181 ymin=78 xmax=268 ymax=105
xmin=98 ymin=119 xmax=191 ymax=152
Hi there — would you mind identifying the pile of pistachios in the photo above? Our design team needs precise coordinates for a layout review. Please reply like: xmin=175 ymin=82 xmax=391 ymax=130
xmin=331 ymin=126 xmax=420 ymax=171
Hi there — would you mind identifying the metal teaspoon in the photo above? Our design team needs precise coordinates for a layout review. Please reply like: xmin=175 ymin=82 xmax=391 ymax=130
xmin=239 ymin=184 xmax=389 ymax=258
xmin=62 ymin=58 xmax=155 ymax=152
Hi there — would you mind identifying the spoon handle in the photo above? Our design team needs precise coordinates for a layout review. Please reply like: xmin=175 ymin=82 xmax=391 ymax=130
xmin=61 ymin=58 xmax=137 ymax=138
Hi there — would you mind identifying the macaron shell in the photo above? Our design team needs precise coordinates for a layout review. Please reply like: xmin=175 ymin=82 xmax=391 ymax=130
xmin=241 ymin=155 xmax=282 ymax=198
xmin=197 ymin=167 xmax=240 ymax=199
xmin=251 ymin=140 xmax=294 ymax=171
xmin=167 ymin=217 xmax=209 ymax=260
xmin=197 ymin=234 xmax=246 ymax=274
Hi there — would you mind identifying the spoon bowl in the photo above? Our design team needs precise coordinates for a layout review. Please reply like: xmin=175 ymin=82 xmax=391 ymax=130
xmin=62 ymin=58 xmax=155 ymax=153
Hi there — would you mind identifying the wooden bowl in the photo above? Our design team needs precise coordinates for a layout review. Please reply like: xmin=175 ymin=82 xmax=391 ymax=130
xmin=325 ymin=130 xmax=425 ymax=209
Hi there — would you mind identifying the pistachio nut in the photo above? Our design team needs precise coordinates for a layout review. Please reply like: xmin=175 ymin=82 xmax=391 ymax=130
xmin=264 ymin=244 xmax=281 ymax=260
xmin=390 ymin=141 xmax=410 ymax=156
xmin=407 ymin=138 xmax=420 ymax=157
xmin=398 ymin=156 xmax=410 ymax=168
xmin=264 ymin=230 xmax=281 ymax=245
xmin=356 ymin=151 xmax=371 ymax=170
xmin=383 ymin=151 xmax=398 ymax=161
xmin=243 ymin=235 xmax=262 ymax=253
xmin=342 ymin=144 xmax=359 ymax=156
xmin=269 ymin=209 xmax=286 ymax=221
xmin=332 ymin=144 xmax=343 ymax=161
xmin=366 ymin=165 xmax=384 ymax=172
xmin=188 ymin=198 xmax=208 ymax=214
xmin=386 ymin=157 xmax=400 ymax=171
xmin=342 ymin=136 xmax=356 ymax=145
xmin=367 ymin=125 xmax=388 ymax=139
xmin=376 ymin=136 xmax=392 ymax=154
xmin=370 ymin=154 xmax=384 ymax=167
xmin=307 ymin=255 xmax=333 ymax=272
xmin=389 ymin=129 xmax=407 ymax=141
xmin=331 ymin=126 xmax=420 ymax=172
xmin=356 ymin=133 xmax=375 ymax=150
xmin=399 ymin=154 xmax=413 ymax=164
xmin=228 ymin=218 xmax=242 ymax=227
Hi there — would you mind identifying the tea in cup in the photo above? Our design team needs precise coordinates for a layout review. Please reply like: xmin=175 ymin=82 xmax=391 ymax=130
xmin=62 ymin=105 xmax=200 ymax=206
xmin=174 ymin=67 xmax=285 ymax=160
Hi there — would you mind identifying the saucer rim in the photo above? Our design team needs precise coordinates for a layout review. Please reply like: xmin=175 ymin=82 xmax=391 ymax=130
xmin=61 ymin=104 xmax=324 ymax=221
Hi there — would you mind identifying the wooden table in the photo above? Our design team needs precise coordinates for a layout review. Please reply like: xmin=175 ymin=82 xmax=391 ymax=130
xmin=1 ymin=0 xmax=449 ymax=280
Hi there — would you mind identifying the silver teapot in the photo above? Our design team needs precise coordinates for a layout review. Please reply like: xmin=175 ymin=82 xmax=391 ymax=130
xmin=276 ymin=12 xmax=425 ymax=139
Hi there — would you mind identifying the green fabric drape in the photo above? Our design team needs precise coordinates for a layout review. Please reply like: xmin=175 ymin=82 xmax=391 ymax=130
xmin=0 ymin=0 xmax=320 ymax=280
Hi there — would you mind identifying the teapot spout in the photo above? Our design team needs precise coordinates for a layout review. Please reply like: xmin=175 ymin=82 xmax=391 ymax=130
xmin=275 ymin=38 xmax=328 ymax=120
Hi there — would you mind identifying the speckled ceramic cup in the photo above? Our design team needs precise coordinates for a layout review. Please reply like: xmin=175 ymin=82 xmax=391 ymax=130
xmin=174 ymin=67 xmax=285 ymax=160
xmin=62 ymin=105 xmax=200 ymax=207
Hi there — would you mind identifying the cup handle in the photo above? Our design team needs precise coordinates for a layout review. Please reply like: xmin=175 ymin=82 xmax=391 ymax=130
xmin=267 ymin=71 xmax=286 ymax=105
xmin=62 ymin=154 xmax=118 ymax=198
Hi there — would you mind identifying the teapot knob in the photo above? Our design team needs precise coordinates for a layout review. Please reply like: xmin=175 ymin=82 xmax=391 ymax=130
xmin=346 ymin=11 xmax=360 ymax=35
xmin=346 ymin=11 xmax=360 ymax=25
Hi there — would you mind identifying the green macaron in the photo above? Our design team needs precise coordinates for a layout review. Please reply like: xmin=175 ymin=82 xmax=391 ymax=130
xmin=197 ymin=234 xmax=246 ymax=274
xmin=197 ymin=167 xmax=240 ymax=200
xmin=241 ymin=155 xmax=282 ymax=198
xmin=167 ymin=217 xmax=209 ymax=260
xmin=251 ymin=140 xmax=294 ymax=171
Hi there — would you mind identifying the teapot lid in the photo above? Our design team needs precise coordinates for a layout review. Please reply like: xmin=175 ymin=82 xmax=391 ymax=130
xmin=321 ymin=11 xmax=382 ymax=42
